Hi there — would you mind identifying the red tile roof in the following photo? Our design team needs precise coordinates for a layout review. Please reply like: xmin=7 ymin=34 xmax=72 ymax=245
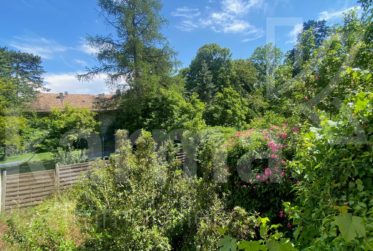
xmin=31 ymin=93 xmax=116 ymax=112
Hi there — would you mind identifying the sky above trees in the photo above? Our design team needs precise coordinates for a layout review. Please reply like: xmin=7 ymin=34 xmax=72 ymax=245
xmin=0 ymin=0 xmax=360 ymax=94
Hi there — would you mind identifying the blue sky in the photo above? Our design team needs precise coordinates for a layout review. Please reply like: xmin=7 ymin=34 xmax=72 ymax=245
xmin=0 ymin=0 xmax=360 ymax=94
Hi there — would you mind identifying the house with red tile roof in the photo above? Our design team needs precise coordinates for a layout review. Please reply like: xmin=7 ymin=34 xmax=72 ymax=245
xmin=30 ymin=92 xmax=117 ymax=113
xmin=31 ymin=92 xmax=118 ymax=158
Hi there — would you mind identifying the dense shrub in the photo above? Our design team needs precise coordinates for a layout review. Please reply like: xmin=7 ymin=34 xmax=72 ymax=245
xmin=75 ymin=130 xmax=200 ymax=250
xmin=288 ymin=92 xmax=373 ymax=249
xmin=188 ymin=126 xmax=236 ymax=182
xmin=74 ymin=129 xmax=290 ymax=250
xmin=224 ymin=123 xmax=298 ymax=220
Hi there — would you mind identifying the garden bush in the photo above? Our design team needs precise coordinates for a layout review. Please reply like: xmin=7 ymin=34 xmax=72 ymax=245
xmin=288 ymin=92 xmax=373 ymax=250
xmin=224 ymin=123 xmax=297 ymax=220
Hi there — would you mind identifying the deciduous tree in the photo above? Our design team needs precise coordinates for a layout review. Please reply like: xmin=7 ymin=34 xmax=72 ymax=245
xmin=186 ymin=44 xmax=232 ymax=103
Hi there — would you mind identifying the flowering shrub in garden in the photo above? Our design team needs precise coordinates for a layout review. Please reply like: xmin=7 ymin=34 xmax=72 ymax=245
xmin=223 ymin=123 xmax=298 ymax=221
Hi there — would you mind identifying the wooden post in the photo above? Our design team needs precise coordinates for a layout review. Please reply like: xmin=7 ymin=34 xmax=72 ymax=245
xmin=1 ymin=169 xmax=7 ymax=212
xmin=55 ymin=164 xmax=60 ymax=193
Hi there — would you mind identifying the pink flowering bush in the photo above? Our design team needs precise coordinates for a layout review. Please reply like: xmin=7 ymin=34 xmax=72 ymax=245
xmin=224 ymin=123 xmax=298 ymax=223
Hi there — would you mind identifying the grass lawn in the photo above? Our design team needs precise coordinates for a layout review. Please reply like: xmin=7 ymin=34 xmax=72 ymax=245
xmin=0 ymin=152 xmax=55 ymax=174
xmin=0 ymin=152 xmax=54 ymax=165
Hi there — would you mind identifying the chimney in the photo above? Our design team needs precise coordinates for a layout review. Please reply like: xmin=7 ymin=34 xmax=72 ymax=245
xmin=58 ymin=92 xmax=64 ymax=105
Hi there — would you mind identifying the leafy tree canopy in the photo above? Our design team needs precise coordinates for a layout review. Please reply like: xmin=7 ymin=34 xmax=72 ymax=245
xmin=250 ymin=43 xmax=282 ymax=84
xmin=0 ymin=47 xmax=44 ymax=104
xmin=186 ymin=43 xmax=232 ymax=103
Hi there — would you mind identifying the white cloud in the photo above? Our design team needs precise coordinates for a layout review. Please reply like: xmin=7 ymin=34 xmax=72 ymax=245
xmin=222 ymin=0 xmax=263 ymax=15
xmin=10 ymin=35 xmax=67 ymax=59
xmin=172 ymin=0 xmax=264 ymax=41
xmin=79 ymin=40 xmax=100 ymax=55
xmin=224 ymin=20 xmax=251 ymax=33
xmin=287 ymin=23 xmax=303 ymax=44
xmin=44 ymin=73 xmax=111 ymax=94
xmin=172 ymin=7 xmax=201 ymax=31
xmin=172 ymin=7 xmax=201 ymax=18
xmin=74 ymin=59 xmax=88 ymax=67
xmin=318 ymin=6 xmax=361 ymax=21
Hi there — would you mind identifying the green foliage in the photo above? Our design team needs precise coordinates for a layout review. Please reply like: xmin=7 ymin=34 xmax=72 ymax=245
xmin=0 ymin=72 xmax=42 ymax=156
xmin=186 ymin=43 xmax=232 ymax=102
xmin=54 ymin=148 xmax=88 ymax=165
xmin=219 ymin=217 xmax=297 ymax=251
xmin=79 ymin=0 xmax=174 ymax=90
xmin=285 ymin=11 xmax=371 ymax=115
xmin=289 ymin=92 xmax=373 ymax=249
xmin=192 ymin=127 xmax=236 ymax=182
xmin=76 ymin=130 xmax=199 ymax=250
xmin=204 ymin=87 xmax=249 ymax=128
xmin=250 ymin=43 xmax=282 ymax=84
xmin=4 ymin=195 xmax=84 ymax=251
xmin=195 ymin=204 xmax=266 ymax=250
xmin=2 ymin=1 xmax=373 ymax=250
xmin=225 ymin=124 xmax=296 ymax=218
xmin=142 ymin=88 xmax=206 ymax=131
xmin=79 ymin=0 xmax=178 ymax=138
xmin=117 ymin=88 xmax=206 ymax=132
xmin=0 ymin=77 xmax=18 ymax=112
xmin=334 ymin=213 xmax=366 ymax=242
xmin=0 ymin=115 xmax=27 ymax=156
xmin=36 ymin=106 xmax=99 ymax=153
xmin=287 ymin=20 xmax=330 ymax=75
xmin=231 ymin=59 xmax=258 ymax=94
xmin=0 ymin=47 xmax=44 ymax=104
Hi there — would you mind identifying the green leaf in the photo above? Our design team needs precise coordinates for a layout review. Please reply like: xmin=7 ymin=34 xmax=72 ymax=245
xmin=334 ymin=213 xmax=366 ymax=242
xmin=266 ymin=240 xmax=297 ymax=251
xmin=217 ymin=226 xmax=228 ymax=235
xmin=259 ymin=217 xmax=270 ymax=238
xmin=356 ymin=179 xmax=364 ymax=192
xmin=238 ymin=240 xmax=267 ymax=251
xmin=219 ymin=236 xmax=237 ymax=251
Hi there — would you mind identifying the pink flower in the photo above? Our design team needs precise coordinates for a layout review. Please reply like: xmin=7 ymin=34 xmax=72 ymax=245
xmin=281 ymin=170 xmax=285 ymax=177
xmin=279 ymin=132 xmax=287 ymax=139
xmin=270 ymin=154 xmax=278 ymax=159
xmin=268 ymin=141 xmax=280 ymax=152
xmin=281 ymin=160 xmax=286 ymax=165
xmin=256 ymin=174 xmax=268 ymax=182
xmin=264 ymin=168 xmax=272 ymax=177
